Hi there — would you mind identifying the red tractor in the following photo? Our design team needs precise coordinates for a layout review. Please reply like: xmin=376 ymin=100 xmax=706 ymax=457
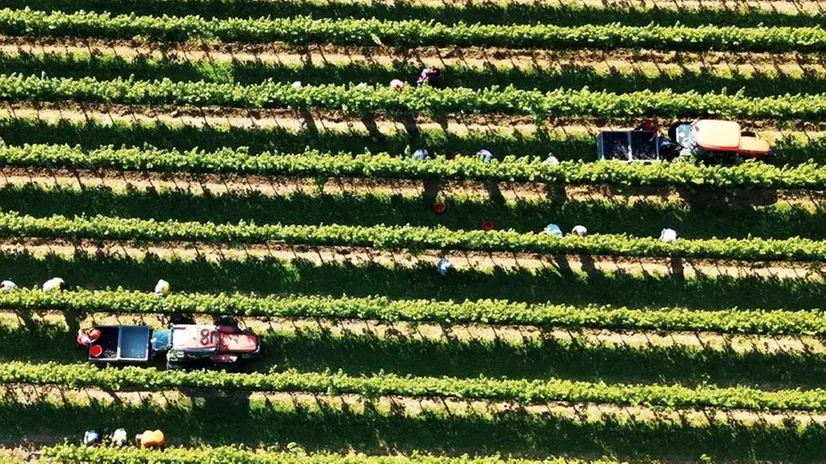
xmin=86 ymin=316 xmax=260 ymax=370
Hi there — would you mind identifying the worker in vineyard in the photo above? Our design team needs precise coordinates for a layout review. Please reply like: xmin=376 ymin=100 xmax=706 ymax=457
xmin=635 ymin=119 xmax=657 ymax=131
xmin=83 ymin=429 xmax=102 ymax=447
xmin=42 ymin=277 xmax=66 ymax=292
xmin=436 ymin=257 xmax=453 ymax=276
xmin=76 ymin=327 xmax=102 ymax=347
xmin=542 ymin=224 xmax=563 ymax=237
xmin=412 ymin=148 xmax=429 ymax=161
xmin=390 ymin=79 xmax=405 ymax=91
xmin=476 ymin=149 xmax=494 ymax=163
xmin=571 ymin=225 xmax=587 ymax=236
xmin=0 ymin=280 xmax=16 ymax=291
xmin=136 ymin=430 xmax=166 ymax=449
xmin=660 ymin=228 xmax=678 ymax=243
xmin=543 ymin=153 xmax=559 ymax=165
xmin=111 ymin=428 xmax=128 ymax=448
xmin=417 ymin=67 xmax=443 ymax=87
xmin=292 ymin=81 xmax=302 ymax=89
xmin=155 ymin=279 xmax=171 ymax=297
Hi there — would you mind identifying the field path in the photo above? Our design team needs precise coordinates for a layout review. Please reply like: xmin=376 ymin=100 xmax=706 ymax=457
xmin=1 ymin=238 xmax=822 ymax=280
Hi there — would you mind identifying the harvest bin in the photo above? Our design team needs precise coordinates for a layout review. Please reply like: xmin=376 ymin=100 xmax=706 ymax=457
xmin=88 ymin=325 xmax=151 ymax=363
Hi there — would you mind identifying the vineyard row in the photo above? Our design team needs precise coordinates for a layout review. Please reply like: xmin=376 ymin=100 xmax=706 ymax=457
xmin=4 ymin=144 xmax=826 ymax=189
xmin=11 ymin=0 xmax=823 ymax=28
xmin=5 ymin=211 xmax=826 ymax=261
xmin=38 ymin=445 xmax=622 ymax=464
xmin=4 ymin=288 xmax=825 ymax=336
xmin=4 ymin=361 xmax=826 ymax=411
xmin=2 ymin=74 xmax=826 ymax=120
xmin=2 ymin=49 xmax=824 ymax=98
xmin=3 ymin=8 xmax=826 ymax=52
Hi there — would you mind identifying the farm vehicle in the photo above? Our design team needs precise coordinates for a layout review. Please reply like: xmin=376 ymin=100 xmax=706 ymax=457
xmin=85 ymin=316 xmax=261 ymax=370
xmin=597 ymin=119 xmax=773 ymax=163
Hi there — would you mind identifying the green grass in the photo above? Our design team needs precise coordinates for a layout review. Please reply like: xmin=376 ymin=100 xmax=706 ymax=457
xmin=8 ymin=0 xmax=824 ymax=28
xmin=2 ymin=184 xmax=826 ymax=240
xmin=0 ymin=391 xmax=824 ymax=461
xmin=3 ymin=51 xmax=825 ymax=97
xmin=0 ymin=249 xmax=821 ymax=310
xmin=3 ymin=318 xmax=826 ymax=388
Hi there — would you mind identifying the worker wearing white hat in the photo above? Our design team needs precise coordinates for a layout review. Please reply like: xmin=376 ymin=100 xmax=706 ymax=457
xmin=660 ymin=228 xmax=678 ymax=243
xmin=571 ymin=225 xmax=587 ymax=236
xmin=154 ymin=279 xmax=171 ymax=296
xmin=0 ymin=280 xmax=16 ymax=291
xmin=42 ymin=277 xmax=66 ymax=292
xmin=111 ymin=428 xmax=128 ymax=447
xmin=543 ymin=154 xmax=560 ymax=165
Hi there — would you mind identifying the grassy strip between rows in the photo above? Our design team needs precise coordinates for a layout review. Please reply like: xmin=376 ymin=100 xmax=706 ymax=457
xmin=3 ymin=8 xmax=826 ymax=52
xmin=10 ymin=0 xmax=824 ymax=27
xmin=6 ymin=144 xmax=826 ymax=189
xmin=6 ymin=50 xmax=826 ymax=98
xmin=3 ymin=74 xmax=826 ymax=120
xmin=6 ymin=210 xmax=826 ymax=261
xmin=5 ymin=289 xmax=826 ymax=336
xmin=5 ymin=360 xmax=826 ymax=411
xmin=38 ymin=445 xmax=628 ymax=464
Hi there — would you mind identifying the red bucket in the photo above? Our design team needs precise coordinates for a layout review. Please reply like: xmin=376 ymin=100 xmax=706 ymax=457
xmin=90 ymin=345 xmax=103 ymax=358
xmin=433 ymin=202 xmax=447 ymax=214
xmin=482 ymin=221 xmax=495 ymax=231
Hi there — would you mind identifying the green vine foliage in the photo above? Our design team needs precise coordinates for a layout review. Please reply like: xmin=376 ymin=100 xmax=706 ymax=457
xmin=3 ymin=144 xmax=826 ymax=189
xmin=2 ymin=289 xmax=824 ymax=336
xmin=5 ymin=360 xmax=826 ymax=410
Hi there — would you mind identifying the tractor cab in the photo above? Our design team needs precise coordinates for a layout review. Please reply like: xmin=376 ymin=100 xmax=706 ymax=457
xmin=161 ymin=323 xmax=261 ymax=369
xmin=669 ymin=119 xmax=772 ymax=162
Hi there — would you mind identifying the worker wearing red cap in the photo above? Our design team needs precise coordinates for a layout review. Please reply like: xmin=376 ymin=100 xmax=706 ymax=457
xmin=76 ymin=328 xmax=101 ymax=347
xmin=636 ymin=119 xmax=657 ymax=131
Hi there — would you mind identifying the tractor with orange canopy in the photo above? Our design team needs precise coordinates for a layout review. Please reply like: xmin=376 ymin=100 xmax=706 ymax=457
xmin=669 ymin=119 xmax=772 ymax=163
xmin=597 ymin=119 xmax=773 ymax=163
